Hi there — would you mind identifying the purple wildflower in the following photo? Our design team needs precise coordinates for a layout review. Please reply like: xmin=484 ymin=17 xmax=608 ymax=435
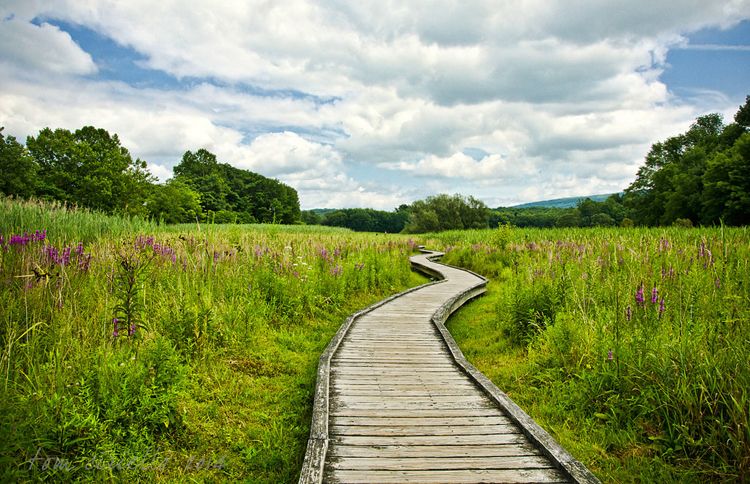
xmin=330 ymin=265 xmax=342 ymax=276
xmin=44 ymin=245 xmax=60 ymax=265
xmin=635 ymin=283 xmax=645 ymax=306
xmin=651 ymin=286 xmax=658 ymax=304
xmin=75 ymin=242 xmax=84 ymax=257
xmin=658 ymin=296 xmax=666 ymax=317
xmin=703 ymin=249 xmax=713 ymax=268
xmin=128 ymin=323 xmax=136 ymax=337
xmin=61 ymin=247 xmax=71 ymax=266
xmin=10 ymin=234 xmax=30 ymax=246
xmin=113 ymin=318 xmax=120 ymax=338
xmin=626 ymin=305 xmax=632 ymax=321
xmin=607 ymin=349 xmax=613 ymax=361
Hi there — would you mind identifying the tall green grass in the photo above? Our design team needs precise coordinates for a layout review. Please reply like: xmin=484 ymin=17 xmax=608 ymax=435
xmin=1 ymin=197 xmax=158 ymax=245
xmin=0 ymin=198 xmax=425 ymax=482
xmin=429 ymin=226 xmax=750 ymax=482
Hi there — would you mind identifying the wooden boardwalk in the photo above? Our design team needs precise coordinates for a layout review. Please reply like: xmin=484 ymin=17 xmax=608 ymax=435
xmin=300 ymin=251 xmax=599 ymax=484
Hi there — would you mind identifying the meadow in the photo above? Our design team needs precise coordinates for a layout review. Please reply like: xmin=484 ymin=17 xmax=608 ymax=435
xmin=427 ymin=225 xmax=749 ymax=483
xmin=2 ymin=198 xmax=748 ymax=483
xmin=0 ymin=198 xmax=426 ymax=482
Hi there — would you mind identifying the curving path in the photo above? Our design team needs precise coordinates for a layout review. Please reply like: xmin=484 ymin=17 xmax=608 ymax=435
xmin=300 ymin=250 xmax=599 ymax=484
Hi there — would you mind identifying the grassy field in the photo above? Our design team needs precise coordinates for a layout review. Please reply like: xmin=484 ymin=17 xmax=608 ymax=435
xmin=426 ymin=225 xmax=749 ymax=483
xmin=3 ymin=198 xmax=748 ymax=482
xmin=0 ymin=198 xmax=427 ymax=482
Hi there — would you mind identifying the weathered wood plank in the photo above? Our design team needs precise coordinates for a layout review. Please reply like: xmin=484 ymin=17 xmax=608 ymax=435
xmin=328 ymin=443 xmax=542 ymax=459
xmin=330 ymin=408 xmax=504 ymax=418
xmin=332 ymin=394 xmax=490 ymax=403
xmin=336 ymin=348 xmax=448 ymax=354
xmin=330 ymin=423 xmax=520 ymax=436
xmin=330 ymin=433 xmax=529 ymax=446
xmin=329 ymin=455 xmax=556 ymax=471
xmin=324 ymin=468 xmax=569 ymax=484
xmin=332 ymin=388 xmax=477 ymax=397
xmin=332 ymin=379 xmax=476 ymax=387
xmin=331 ymin=415 xmax=513 ymax=426
xmin=331 ymin=400 xmax=495 ymax=410
xmin=331 ymin=367 xmax=465 ymax=374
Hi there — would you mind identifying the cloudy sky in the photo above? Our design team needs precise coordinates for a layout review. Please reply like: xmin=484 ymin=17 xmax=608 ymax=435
xmin=1 ymin=1 xmax=749 ymax=209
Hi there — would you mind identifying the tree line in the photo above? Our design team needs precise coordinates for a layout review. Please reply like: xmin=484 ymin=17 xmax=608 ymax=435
xmin=0 ymin=126 xmax=301 ymax=224
xmin=312 ymin=194 xmax=632 ymax=233
xmin=306 ymin=194 xmax=492 ymax=233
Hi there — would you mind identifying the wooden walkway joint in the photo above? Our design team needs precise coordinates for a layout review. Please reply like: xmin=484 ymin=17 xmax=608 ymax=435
xmin=300 ymin=250 xmax=600 ymax=483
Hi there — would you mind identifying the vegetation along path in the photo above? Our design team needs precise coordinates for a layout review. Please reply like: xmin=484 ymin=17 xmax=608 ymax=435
xmin=300 ymin=250 xmax=600 ymax=483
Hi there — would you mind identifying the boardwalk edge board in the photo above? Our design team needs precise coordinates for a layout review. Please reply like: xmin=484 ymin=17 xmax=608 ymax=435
xmin=299 ymin=248 xmax=600 ymax=484
xmin=417 ymin=250 xmax=601 ymax=484
xmin=299 ymin=273 xmax=446 ymax=483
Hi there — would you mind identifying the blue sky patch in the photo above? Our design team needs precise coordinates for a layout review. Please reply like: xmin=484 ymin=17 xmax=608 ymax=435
xmin=34 ymin=17 xmax=339 ymax=105
xmin=662 ymin=20 xmax=750 ymax=102
xmin=33 ymin=18 xmax=183 ymax=89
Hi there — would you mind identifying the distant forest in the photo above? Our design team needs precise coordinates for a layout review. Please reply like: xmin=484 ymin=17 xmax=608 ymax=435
xmin=2 ymin=96 xmax=747 ymax=231
xmin=0 ymin=126 xmax=300 ymax=224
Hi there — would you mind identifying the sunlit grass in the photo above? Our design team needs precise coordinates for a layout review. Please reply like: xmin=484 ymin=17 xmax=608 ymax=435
xmin=0 ymin=197 xmax=427 ymax=482
xmin=434 ymin=225 xmax=750 ymax=482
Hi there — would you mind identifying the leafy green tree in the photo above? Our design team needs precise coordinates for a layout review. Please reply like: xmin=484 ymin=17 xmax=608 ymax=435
xmin=577 ymin=198 xmax=599 ymax=226
xmin=173 ymin=148 xmax=301 ymax=224
xmin=301 ymin=210 xmax=322 ymax=225
xmin=555 ymin=210 xmax=582 ymax=227
xmin=0 ymin=127 xmax=37 ymax=197
xmin=320 ymin=208 xmax=408 ymax=232
xmin=590 ymin=213 xmax=615 ymax=226
xmin=403 ymin=194 xmax=489 ymax=233
xmin=624 ymin=102 xmax=750 ymax=227
xmin=703 ymin=132 xmax=750 ymax=225
xmin=602 ymin=194 xmax=627 ymax=224
xmin=174 ymin=150 xmax=231 ymax=214
xmin=146 ymin=180 xmax=202 ymax=224
xmin=26 ymin=126 xmax=154 ymax=215
xmin=735 ymin=95 xmax=750 ymax=128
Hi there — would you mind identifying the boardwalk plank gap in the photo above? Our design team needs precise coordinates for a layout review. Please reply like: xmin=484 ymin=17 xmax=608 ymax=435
xmin=299 ymin=250 xmax=600 ymax=483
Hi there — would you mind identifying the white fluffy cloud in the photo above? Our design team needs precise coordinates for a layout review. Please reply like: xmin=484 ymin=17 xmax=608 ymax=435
xmin=0 ymin=0 xmax=748 ymax=208
xmin=0 ymin=18 xmax=96 ymax=75
xmin=381 ymin=152 xmax=529 ymax=180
